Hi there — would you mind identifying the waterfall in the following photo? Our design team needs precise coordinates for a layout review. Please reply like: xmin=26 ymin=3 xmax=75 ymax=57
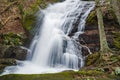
xmin=1 ymin=0 xmax=95 ymax=75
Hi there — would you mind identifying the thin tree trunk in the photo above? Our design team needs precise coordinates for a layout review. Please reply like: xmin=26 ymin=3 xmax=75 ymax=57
xmin=95 ymin=0 xmax=110 ymax=53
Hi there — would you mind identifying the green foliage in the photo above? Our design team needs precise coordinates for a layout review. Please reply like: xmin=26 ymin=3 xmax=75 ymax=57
xmin=1 ymin=32 xmax=24 ymax=46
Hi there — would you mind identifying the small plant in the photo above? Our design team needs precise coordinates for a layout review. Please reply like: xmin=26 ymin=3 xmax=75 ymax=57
xmin=1 ymin=32 xmax=24 ymax=46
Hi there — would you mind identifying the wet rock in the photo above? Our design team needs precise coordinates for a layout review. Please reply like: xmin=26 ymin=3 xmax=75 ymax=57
xmin=13 ymin=46 xmax=27 ymax=60
xmin=4 ymin=46 xmax=27 ymax=60
xmin=0 ymin=45 xmax=27 ymax=60
xmin=79 ymin=25 xmax=100 ymax=54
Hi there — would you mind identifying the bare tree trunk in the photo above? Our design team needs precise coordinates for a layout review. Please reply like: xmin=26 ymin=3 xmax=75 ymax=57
xmin=95 ymin=0 xmax=111 ymax=53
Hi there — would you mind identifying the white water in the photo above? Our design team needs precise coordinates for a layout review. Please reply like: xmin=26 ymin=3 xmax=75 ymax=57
xmin=1 ymin=0 xmax=95 ymax=75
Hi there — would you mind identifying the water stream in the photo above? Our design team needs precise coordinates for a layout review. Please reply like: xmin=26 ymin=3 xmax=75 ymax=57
xmin=1 ymin=0 xmax=95 ymax=75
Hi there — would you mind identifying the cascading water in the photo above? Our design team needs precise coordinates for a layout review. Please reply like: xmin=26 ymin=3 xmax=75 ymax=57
xmin=1 ymin=0 xmax=95 ymax=75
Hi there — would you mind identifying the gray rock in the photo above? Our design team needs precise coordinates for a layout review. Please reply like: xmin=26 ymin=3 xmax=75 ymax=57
xmin=13 ymin=46 xmax=27 ymax=60
xmin=1 ymin=46 xmax=27 ymax=60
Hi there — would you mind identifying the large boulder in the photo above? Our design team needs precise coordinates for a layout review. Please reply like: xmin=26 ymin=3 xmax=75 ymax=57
xmin=4 ymin=46 xmax=27 ymax=60
xmin=0 ymin=44 xmax=27 ymax=60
